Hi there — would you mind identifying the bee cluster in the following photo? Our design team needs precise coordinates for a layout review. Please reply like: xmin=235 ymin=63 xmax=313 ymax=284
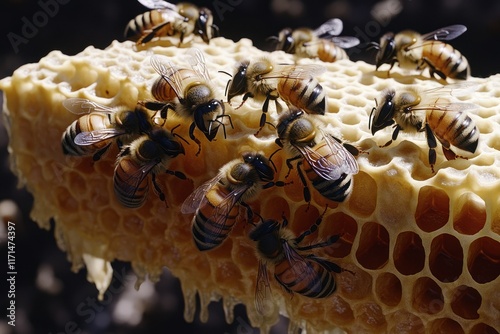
xmin=59 ymin=0 xmax=484 ymax=329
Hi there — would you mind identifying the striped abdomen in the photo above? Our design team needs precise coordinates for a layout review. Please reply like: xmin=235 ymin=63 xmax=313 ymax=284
xmin=277 ymin=76 xmax=326 ymax=115
xmin=192 ymin=186 xmax=240 ymax=251
xmin=61 ymin=113 xmax=111 ymax=156
xmin=124 ymin=10 xmax=168 ymax=41
xmin=427 ymin=109 xmax=479 ymax=154
xmin=274 ymin=254 xmax=336 ymax=298
xmin=316 ymin=40 xmax=348 ymax=62
xmin=113 ymin=156 xmax=149 ymax=208
xmin=151 ymin=68 xmax=198 ymax=102
xmin=302 ymin=141 xmax=354 ymax=202
xmin=422 ymin=41 xmax=470 ymax=80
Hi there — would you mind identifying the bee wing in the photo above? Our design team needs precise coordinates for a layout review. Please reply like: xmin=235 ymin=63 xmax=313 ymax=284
xmin=415 ymin=101 xmax=478 ymax=114
xmin=74 ymin=128 xmax=126 ymax=146
xmin=314 ymin=18 xmax=343 ymax=38
xmin=263 ymin=64 xmax=326 ymax=80
xmin=254 ymin=261 xmax=276 ymax=317
xmin=207 ymin=183 xmax=250 ymax=235
xmin=185 ymin=48 xmax=211 ymax=81
xmin=180 ymin=173 xmax=223 ymax=214
xmin=423 ymin=82 xmax=480 ymax=98
xmin=421 ymin=24 xmax=467 ymax=41
xmin=63 ymin=98 xmax=115 ymax=115
xmin=296 ymin=132 xmax=358 ymax=180
xmin=281 ymin=242 xmax=322 ymax=291
xmin=330 ymin=36 xmax=361 ymax=49
xmin=137 ymin=0 xmax=177 ymax=11
xmin=150 ymin=55 xmax=185 ymax=99
xmin=116 ymin=158 xmax=157 ymax=200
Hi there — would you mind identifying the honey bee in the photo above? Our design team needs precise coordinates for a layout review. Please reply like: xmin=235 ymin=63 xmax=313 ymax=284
xmin=371 ymin=24 xmax=469 ymax=80
xmin=61 ymin=98 xmax=159 ymax=161
xmin=181 ymin=152 xmax=285 ymax=251
xmin=250 ymin=212 xmax=344 ymax=316
xmin=113 ymin=127 xmax=186 ymax=208
xmin=275 ymin=108 xmax=359 ymax=203
xmin=272 ymin=18 xmax=360 ymax=62
xmin=369 ymin=84 xmax=479 ymax=172
xmin=224 ymin=58 xmax=326 ymax=134
xmin=150 ymin=49 xmax=230 ymax=155
xmin=124 ymin=0 xmax=218 ymax=46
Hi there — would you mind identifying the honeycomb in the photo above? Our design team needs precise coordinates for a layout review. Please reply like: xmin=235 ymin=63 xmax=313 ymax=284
xmin=1 ymin=37 xmax=500 ymax=333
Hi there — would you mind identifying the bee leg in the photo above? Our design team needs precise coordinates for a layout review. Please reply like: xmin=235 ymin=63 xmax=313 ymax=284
xmin=151 ymin=172 xmax=168 ymax=208
xmin=309 ymin=255 xmax=344 ymax=274
xmin=255 ymin=95 xmax=272 ymax=136
xmin=189 ymin=122 xmax=202 ymax=156
xmin=165 ymin=169 xmax=187 ymax=180
xmin=422 ymin=58 xmax=447 ymax=81
xmin=92 ymin=142 xmax=112 ymax=161
xmin=331 ymin=135 xmax=368 ymax=156
xmin=139 ymin=21 xmax=173 ymax=45
xmin=380 ymin=125 xmax=401 ymax=148
xmin=240 ymin=201 xmax=254 ymax=224
xmin=296 ymin=161 xmax=311 ymax=206
xmin=425 ymin=124 xmax=438 ymax=173
xmin=285 ymin=155 xmax=302 ymax=179
xmin=294 ymin=206 xmax=329 ymax=245
xmin=442 ymin=147 xmax=459 ymax=161
xmin=143 ymin=101 xmax=174 ymax=126
xmin=170 ymin=124 xmax=190 ymax=146
xmin=268 ymin=148 xmax=282 ymax=173
xmin=235 ymin=92 xmax=253 ymax=110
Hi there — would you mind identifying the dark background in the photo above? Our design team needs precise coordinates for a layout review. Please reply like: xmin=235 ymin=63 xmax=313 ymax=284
xmin=1 ymin=1 xmax=499 ymax=333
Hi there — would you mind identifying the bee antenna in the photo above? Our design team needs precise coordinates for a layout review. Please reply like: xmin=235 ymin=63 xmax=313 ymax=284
xmin=170 ymin=124 xmax=190 ymax=146
xmin=218 ymin=70 xmax=233 ymax=78
xmin=268 ymin=148 xmax=282 ymax=173
xmin=365 ymin=41 xmax=381 ymax=51
xmin=266 ymin=35 xmax=279 ymax=45
xmin=368 ymin=98 xmax=378 ymax=130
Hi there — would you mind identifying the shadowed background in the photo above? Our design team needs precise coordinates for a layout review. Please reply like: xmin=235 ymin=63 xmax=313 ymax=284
xmin=1 ymin=0 xmax=499 ymax=333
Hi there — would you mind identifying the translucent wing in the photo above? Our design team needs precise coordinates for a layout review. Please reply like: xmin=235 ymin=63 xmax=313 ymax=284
xmin=296 ymin=131 xmax=358 ymax=180
xmin=74 ymin=128 xmax=126 ymax=146
xmin=423 ymin=82 xmax=480 ymax=98
xmin=421 ymin=24 xmax=467 ymax=41
xmin=254 ymin=261 xmax=276 ymax=317
xmin=63 ymin=98 xmax=115 ymax=115
xmin=262 ymin=64 xmax=326 ymax=80
xmin=205 ymin=183 xmax=251 ymax=238
xmin=414 ymin=101 xmax=478 ymax=114
xmin=180 ymin=172 xmax=223 ymax=214
xmin=116 ymin=157 xmax=157 ymax=200
xmin=330 ymin=36 xmax=361 ymax=49
xmin=279 ymin=242 xmax=322 ymax=293
xmin=137 ymin=0 xmax=177 ymax=11
xmin=314 ymin=18 xmax=343 ymax=38
xmin=185 ymin=48 xmax=211 ymax=82
xmin=150 ymin=55 xmax=185 ymax=100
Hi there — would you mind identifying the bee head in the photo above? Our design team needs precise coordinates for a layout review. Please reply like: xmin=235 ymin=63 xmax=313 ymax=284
xmin=276 ymin=108 xmax=304 ymax=141
xmin=226 ymin=61 xmax=249 ymax=102
xmin=149 ymin=128 xmax=185 ymax=157
xmin=275 ymin=28 xmax=294 ymax=53
xmin=196 ymin=7 xmax=215 ymax=43
xmin=369 ymin=90 xmax=396 ymax=135
xmin=249 ymin=220 xmax=282 ymax=258
xmin=375 ymin=32 xmax=396 ymax=69
xmin=242 ymin=152 xmax=275 ymax=183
